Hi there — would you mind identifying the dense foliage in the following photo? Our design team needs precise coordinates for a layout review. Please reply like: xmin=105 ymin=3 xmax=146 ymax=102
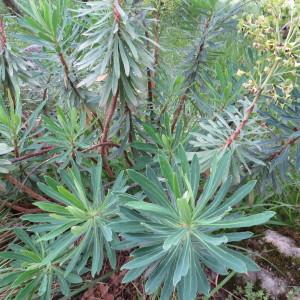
xmin=0 ymin=0 xmax=299 ymax=299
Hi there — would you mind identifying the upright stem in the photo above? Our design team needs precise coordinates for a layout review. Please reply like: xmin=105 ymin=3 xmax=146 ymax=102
xmin=13 ymin=136 xmax=19 ymax=158
xmin=224 ymin=61 xmax=279 ymax=147
xmin=58 ymin=52 xmax=82 ymax=99
xmin=98 ymin=0 xmax=122 ymax=156
xmin=171 ymin=94 xmax=187 ymax=133
xmin=58 ymin=52 xmax=69 ymax=74
xmin=224 ymin=90 xmax=262 ymax=147
xmin=171 ymin=17 xmax=211 ymax=133
xmin=145 ymin=29 xmax=154 ymax=122
xmin=42 ymin=74 xmax=52 ymax=102
xmin=153 ymin=7 xmax=161 ymax=67
xmin=100 ymin=88 xmax=119 ymax=156
xmin=2 ymin=0 xmax=21 ymax=15
xmin=0 ymin=17 xmax=7 ymax=50
xmin=146 ymin=67 xmax=154 ymax=119
xmin=97 ymin=0 xmax=122 ymax=178
xmin=126 ymin=104 xmax=135 ymax=144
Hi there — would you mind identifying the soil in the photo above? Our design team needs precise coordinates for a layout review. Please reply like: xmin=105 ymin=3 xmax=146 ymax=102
xmin=78 ymin=251 xmax=146 ymax=300
xmin=222 ymin=226 xmax=300 ymax=300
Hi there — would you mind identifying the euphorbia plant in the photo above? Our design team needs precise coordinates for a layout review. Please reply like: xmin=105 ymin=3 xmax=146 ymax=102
xmin=0 ymin=229 xmax=82 ymax=300
xmin=22 ymin=160 xmax=127 ymax=277
xmin=76 ymin=0 xmax=154 ymax=157
xmin=0 ymin=17 xmax=29 ymax=108
xmin=0 ymin=1 xmax=297 ymax=299
xmin=20 ymin=0 xmax=85 ymax=104
xmin=112 ymin=148 xmax=275 ymax=299
xmin=187 ymin=0 xmax=300 ymax=189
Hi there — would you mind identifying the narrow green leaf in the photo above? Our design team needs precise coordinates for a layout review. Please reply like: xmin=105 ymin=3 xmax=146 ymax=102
xmin=127 ymin=170 xmax=173 ymax=211
xmin=122 ymin=247 xmax=166 ymax=270
xmin=173 ymin=237 xmax=190 ymax=286
xmin=12 ymin=270 xmax=39 ymax=287
xmin=163 ymin=229 xmax=185 ymax=251
xmin=34 ymin=202 xmax=68 ymax=215
xmin=91 ymin=227 xmax=101 ymax=277
xmin=207 ymin=212 xmax=275 ymax=229
xmin=38 ymin=274 xmax=48 ymax=296
xmin=125 ymin=201 xmax=176 ymax=220
xmin=208 ymin=180 xmax=256 ymax=218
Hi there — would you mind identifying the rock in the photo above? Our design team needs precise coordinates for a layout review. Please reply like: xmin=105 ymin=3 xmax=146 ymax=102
xmin=264 ymin=230 xmax=300 ymax=258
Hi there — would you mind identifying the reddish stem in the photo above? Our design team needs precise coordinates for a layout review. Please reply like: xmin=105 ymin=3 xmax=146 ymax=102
xmin=3 ymin=202 xmax=42 ymax=213
xmin=12 ymin=143 xmax=119 ymax=163
xmin=124 ymin=150 xmax=133 ymax=167
xmin=171 ymin=18 xmax=211 ymax=133
xmin=42 ymin=74 xmax=52 ymax=101
xmin=125 ymin=104 xmax=135 ymax=144
xmin=268 ymin=135 xmax=300 ymax=161
xmin=12 ymin=146 xmax=54 ymax=163
xmin=100 ymin=88 xmax=119 ymax=156
xmin=5 ymin=174 xmax=48 ymax=202
xmin=224 ymin=61 xmax=278 ymax=147
xmin=225 ymin=90 xmax=262 ymax=147
xmin=102 ymin=157 xmax=114 ymax=179
xmin=146 ymin=67 xmax=154 ymax=119
xmin=153 ymin=9 xmax=161 ymax=67
xmin=2 ymin=0 xmax=21 ymax=16
xmin=81 ymin=142 xmax=119 ymax=153
xmin=0 ymin=17 xmax=7 ymax=50
xmin=113 ymin=0 xmax=122 ymax=23
xmin=58 ymin=52 xmax=82 ymax=99
xmin=171 ymin=94 xmax=187 ymax=132
xmin=58 ymin=52 xmax=69 ymax=74
xmin=144 ymin=28 xmax=154 ymax=121
xmin=13 ymin=139 xmax=20 ymax=158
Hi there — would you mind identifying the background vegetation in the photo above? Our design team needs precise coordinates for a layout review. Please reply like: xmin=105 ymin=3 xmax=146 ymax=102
xmin=0 ymin=0 xmax=299 ymax=299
